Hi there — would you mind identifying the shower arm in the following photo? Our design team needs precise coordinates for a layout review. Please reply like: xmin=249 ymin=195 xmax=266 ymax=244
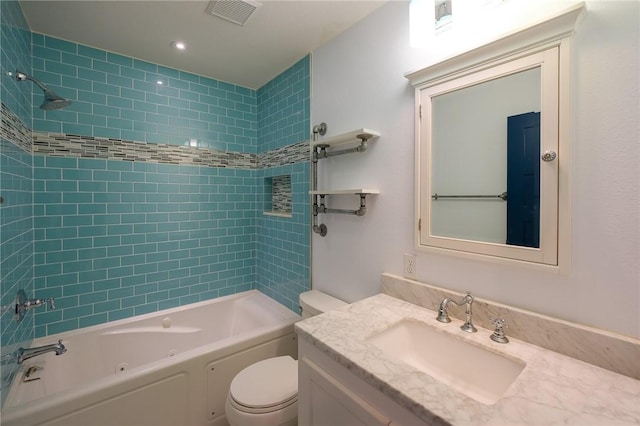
xmin=16 ymin=71 xmax=49 ymax=92
xmin=15 ymin=70 xmax=72 ymax=110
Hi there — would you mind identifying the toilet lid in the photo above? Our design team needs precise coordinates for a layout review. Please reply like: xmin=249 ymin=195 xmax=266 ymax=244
xmin=229 ymin=356 xmax=298 ymax=409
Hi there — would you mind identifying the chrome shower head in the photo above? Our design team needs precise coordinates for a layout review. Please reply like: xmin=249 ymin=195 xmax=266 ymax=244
xmin=41 ymin=90 xmax=72 ymax=110
xmin=15 ymin=70 xmax=72 ymax=110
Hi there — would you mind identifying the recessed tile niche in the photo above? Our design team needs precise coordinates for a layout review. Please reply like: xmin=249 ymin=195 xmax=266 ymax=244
xmin=264 ymin=175 xmax=292 ymax=217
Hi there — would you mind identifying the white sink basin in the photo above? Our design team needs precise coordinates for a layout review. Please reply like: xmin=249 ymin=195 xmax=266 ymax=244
xmin=367 ymin=319 xmax=525 ymax=405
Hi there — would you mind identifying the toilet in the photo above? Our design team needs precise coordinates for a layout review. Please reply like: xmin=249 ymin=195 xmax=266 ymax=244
xmin=225 ymin=290 xmax=347 ymax=426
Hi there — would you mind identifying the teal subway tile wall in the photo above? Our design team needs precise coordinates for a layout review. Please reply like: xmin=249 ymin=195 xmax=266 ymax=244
xmin=256 ymin=163 xmax=310 ymax=311
xmin=0 ymin=2 xmax=311 ymax=406
xmin=30 ymin=34 xmax=269 ymax=337
xmin=256 ymin=57 xmax=311 ymax=311
xmin=1 ymin=0 xmax=31 ymax=124
xmin=31 ymin=32 xmax=258 ymax=152
xmin=33 ymin=157 xmax=257 ymax=336
xmin=0 ymin=0 xmax=34 ymax=406
xmin=257 ymin=57 xmax=310 ymax=153
xmin=30 ymin=37 xmax=310 ymax=335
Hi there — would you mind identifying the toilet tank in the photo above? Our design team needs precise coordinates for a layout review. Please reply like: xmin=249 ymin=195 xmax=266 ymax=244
xmin=299 ymin=290 xmax=347 ymax=320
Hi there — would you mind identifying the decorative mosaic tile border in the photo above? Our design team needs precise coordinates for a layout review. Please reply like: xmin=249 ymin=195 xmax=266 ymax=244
xmin=258 ymin=141 xmax=309 ymax=168
xmin=32 ymin=131 xmax=259 ymax=168
xmin=0 ymin=102 xmax=31 ymax=152
xmin=3 ymin=102 xmax=310 ymax=170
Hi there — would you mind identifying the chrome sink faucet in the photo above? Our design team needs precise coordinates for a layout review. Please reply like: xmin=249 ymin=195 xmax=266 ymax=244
xmin=16 ymin=340 xmax=67 ymax=364
xmin=436 ymin=292 xmax=478 ymax=333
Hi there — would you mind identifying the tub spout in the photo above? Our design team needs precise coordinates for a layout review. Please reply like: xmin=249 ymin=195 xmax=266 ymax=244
xmin=16 ymin=340 xmax=67 ymax=364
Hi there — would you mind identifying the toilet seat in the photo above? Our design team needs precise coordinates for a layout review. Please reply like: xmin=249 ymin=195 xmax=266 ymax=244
xmin=228 ymin=393 xmax=297 ymax=415
xmin=228 ymin=356 xmax=298 ymax=414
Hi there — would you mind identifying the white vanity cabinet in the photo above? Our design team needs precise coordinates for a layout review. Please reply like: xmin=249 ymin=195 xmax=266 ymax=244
xmin=298 ymin=339 xmax=430 ymax=426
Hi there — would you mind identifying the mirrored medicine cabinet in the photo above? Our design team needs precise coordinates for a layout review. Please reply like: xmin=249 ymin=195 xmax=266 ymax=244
xmin=406 ymin=4 xmax=586 ymax=267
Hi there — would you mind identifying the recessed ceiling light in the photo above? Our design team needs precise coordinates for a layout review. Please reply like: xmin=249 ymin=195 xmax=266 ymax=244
xmin=171 ymin=41 xmax=186 ymax=51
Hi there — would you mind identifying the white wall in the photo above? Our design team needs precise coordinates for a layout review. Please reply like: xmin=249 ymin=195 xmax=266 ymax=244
xmin=311 ymin=0 xmax=639 ymax=338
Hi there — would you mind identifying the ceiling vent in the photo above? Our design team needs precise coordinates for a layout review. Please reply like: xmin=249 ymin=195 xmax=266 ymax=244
xmin=205 ymin=0 xmax=261 ymax=26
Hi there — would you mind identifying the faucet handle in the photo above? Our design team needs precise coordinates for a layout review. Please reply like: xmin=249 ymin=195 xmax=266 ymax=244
xmin=491 ymin=317 xmax=506 ymax=328
xmin=490 ymin=317 xmax=509 ymax=343
xmin=32 ymin=297 xmax=55 ymax=310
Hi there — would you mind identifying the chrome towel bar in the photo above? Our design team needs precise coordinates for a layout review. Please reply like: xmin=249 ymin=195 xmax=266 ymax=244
xmin=432 ymin=192 xmax=507 ymax=201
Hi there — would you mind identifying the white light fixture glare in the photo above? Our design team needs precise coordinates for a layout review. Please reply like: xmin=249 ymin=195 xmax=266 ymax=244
xmin=410 ymin=0 xmax=431 ymax=48
xmin=171 ymin=41 xmax=187 ymax=51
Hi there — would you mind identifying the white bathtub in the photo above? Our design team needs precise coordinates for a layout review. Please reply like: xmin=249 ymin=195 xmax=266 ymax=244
xmin=1 ymin=290 xmax=300 ymax=426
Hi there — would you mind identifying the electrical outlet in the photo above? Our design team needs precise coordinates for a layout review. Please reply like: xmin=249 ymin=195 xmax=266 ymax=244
xmin=403 ymin=253 xmax=417 ymax=279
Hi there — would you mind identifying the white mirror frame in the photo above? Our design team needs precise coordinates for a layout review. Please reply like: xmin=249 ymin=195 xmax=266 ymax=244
xmin=406 ymin=3 xmax=586 ymax=268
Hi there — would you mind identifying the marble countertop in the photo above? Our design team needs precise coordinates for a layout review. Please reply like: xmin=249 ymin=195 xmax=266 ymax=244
xmin=295 ymin=294 xmax=640 ymax=425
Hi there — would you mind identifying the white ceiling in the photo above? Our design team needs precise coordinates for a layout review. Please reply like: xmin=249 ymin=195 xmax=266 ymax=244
xmin=19 ymin=0 xmax=387 ymax=89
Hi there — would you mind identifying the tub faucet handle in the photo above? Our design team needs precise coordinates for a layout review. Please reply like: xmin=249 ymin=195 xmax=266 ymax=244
xmin=15 ymin=292 xmax=57 ymax=323
xmin=23 ymin=297 xmax=55 ymax=310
